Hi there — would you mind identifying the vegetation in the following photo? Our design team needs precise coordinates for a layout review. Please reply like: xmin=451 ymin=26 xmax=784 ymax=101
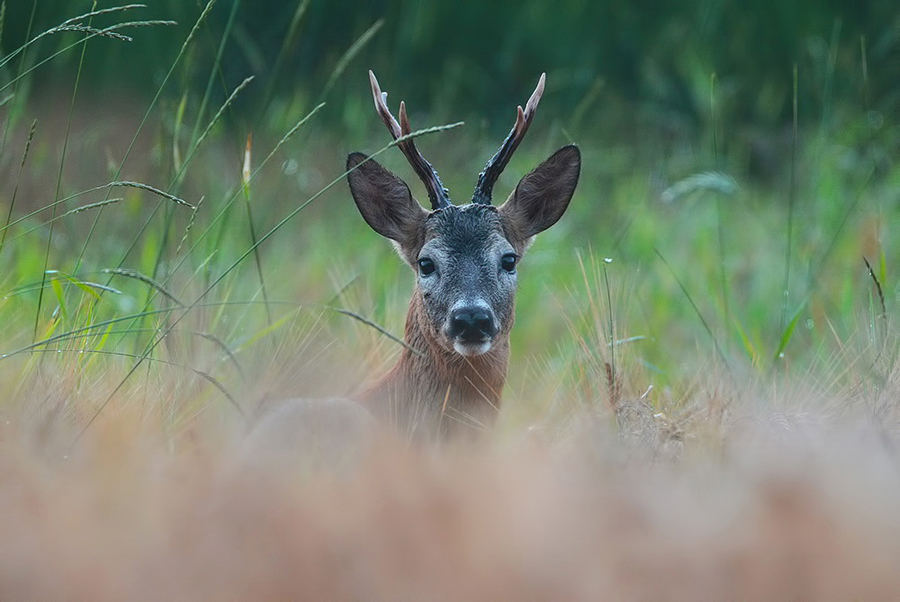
xmin=0 ymin=1 xmax=899 ymax=597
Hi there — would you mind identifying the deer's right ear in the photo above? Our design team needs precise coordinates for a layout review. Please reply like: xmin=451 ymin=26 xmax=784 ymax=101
xmin=347 ymin=152 xmax=428 ymax=248
xmin=499 ymin=145 xmax=581 ymax=243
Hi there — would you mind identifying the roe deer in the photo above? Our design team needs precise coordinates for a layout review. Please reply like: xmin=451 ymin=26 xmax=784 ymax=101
xmin=348 ymin=71 xmax=580 ymax=438
xmin=244 ymin=71 xmax=580 ymax=458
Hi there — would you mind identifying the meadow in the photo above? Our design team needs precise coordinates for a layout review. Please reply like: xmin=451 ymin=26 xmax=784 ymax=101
xmin=1 ymin=2 xmax=899 ymax=598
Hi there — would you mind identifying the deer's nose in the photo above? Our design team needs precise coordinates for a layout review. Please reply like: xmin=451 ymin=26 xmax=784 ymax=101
xmin=448 ymin=307 xmax=497 ymax=342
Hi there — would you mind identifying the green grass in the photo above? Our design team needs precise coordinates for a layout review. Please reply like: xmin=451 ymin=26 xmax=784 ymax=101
xmin=0 ymin=2 xmax=897 ymax=442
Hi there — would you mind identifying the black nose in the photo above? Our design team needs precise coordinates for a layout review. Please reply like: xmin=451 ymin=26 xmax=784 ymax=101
xmin=448 ymin=307 xmax=497 ymax=342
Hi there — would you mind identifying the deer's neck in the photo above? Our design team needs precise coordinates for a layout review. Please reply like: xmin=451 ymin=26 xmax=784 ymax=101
xmin=361 ymin=291 xmax=509 ymax=437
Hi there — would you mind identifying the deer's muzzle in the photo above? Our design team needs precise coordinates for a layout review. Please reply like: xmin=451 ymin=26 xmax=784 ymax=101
xmin=446 ymin=304 xmax=499 ymax=356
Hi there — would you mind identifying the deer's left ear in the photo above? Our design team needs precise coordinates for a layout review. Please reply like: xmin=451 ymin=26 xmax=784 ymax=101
xmin=499 ymin=145 xmax=581 ymax=241
xmin=346 ymin=152 xmax=428 ymax=249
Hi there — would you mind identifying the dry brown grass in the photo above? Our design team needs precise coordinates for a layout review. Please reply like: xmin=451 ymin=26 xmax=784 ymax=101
xmin=3 ymin=366 xmax=900 ymax=601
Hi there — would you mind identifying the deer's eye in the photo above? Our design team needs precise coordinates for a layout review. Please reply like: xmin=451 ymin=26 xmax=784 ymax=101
xmin=500 ymin=253 xmax=518 ymax=273
xmin=418 ymin=257 xmax=436 ymax=276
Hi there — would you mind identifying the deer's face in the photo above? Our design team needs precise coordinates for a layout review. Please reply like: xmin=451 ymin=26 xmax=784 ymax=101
xmin=346 ymin=72 xmax=580 ymax=358
xmin=416 ymin=204 xmax=517 ymax=356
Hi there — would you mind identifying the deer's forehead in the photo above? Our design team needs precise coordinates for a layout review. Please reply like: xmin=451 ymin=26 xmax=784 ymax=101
xmin=422 ymin=205 xmax=508 ymax=254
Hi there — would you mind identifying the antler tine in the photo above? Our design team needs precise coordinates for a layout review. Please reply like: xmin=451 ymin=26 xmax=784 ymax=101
xmin=368 ymin=70 xmax=451 ymax=210
xmin=369 ymin=71 xmax=401 ymax=138
xmin=472 ymin=73 xmax=546 ymax=205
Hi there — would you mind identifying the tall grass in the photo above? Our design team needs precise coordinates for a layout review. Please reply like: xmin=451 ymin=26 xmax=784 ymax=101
xmin=1 ymin=1 xmax=896 ymax=425
xmin=0 ymin=2 xmax=899 ymax=597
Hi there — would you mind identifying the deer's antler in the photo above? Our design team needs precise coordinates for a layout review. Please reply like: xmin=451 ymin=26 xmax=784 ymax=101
xmin=369 ymin=70 xmax=452 ymax=210
xmin=472 ymin=73 xmax=546 ymax=205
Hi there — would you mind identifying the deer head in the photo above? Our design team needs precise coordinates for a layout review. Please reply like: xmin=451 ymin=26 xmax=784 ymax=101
xmin=347 ymin=71 xmax=580 ymax=360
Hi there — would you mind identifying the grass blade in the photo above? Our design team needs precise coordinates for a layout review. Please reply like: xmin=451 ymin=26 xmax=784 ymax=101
xmin=102 ymin=269 xmax=185 ymax=307
xmin=188 ymin=0 xmax=242 ymax=152
xmin=240 ymin=133 xmax=273 ymax=326
xmin=321 ymin=19 xmax=384 ymax=100
xmin=0 ymin=119 xmax=36 ymax=257
xmin=108 ymin=182 xmax=194 ymax=209
xmin=773 ymin=303 xmax=805 ymax=364
xmin=733 ymin=317 xmax=760 ymax=367
xmin=864 ymin=256 xmax=886 ymax=318
xmin=779 ymin=64 xmax=799 ymax=341
xmin=257 ymin=0 xmax=310 ymax=123
xmin=50 ymin=277 xmax=68 ymax=323
xmin=655 ymin=248 xmax=729 ymax=370
xmin=331 ymin=308 xmax=423 ymax=357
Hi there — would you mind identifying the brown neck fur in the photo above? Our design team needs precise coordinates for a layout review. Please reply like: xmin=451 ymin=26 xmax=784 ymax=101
xmin=361 ymin=290 xmax=510 ymax=439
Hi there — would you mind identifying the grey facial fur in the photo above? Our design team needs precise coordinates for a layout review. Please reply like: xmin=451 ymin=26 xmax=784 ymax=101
xmin=416 ymin=205 xmax=518 ymax=355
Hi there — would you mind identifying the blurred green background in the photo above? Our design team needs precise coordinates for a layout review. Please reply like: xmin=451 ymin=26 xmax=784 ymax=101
xmin=8 ymin=1 xmax=899 ymax=142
